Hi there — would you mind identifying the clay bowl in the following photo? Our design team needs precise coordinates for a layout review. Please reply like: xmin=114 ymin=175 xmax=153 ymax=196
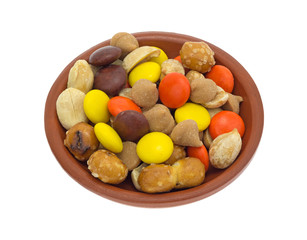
xmin=45 ymin=31 xmax=264 ymax=208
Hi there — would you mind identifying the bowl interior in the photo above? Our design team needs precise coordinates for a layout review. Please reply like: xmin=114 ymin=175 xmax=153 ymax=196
xmin=45 ymin=31 xmax=264 ymax=207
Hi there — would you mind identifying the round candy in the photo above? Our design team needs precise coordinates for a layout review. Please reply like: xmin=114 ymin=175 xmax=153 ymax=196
xmin=149 ymin=47 xmax=168 ymax=65
xmin=94 ymin=122 xmax=123 ymax=153
xmin=174 ymin=102 xmax=211 ymax=131
xmin=89 ymin=46 xmax=122 ymax=67
xmin=128 ymin=61 xmax=161 ymax=86
xmin=83 ymin=89 xmax=110 ymax=124
xmin=159 ymin=72 xmax=190 ymax=108
xmin=108 ymin=96 xmax=142 ymax=116
xmin=113 ymin=110 xmax=149 ymax=142
xmin=136 ymin=132 xmax=174 ymax=164
xmin=94 ymin=65 xmax=126 ymax=97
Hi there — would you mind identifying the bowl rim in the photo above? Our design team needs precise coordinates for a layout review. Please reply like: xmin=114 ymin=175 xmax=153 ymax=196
xmin=44 ymin=31 xmax=264 ymax=208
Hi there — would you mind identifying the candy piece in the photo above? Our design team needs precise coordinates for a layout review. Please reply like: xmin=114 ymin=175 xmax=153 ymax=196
xmin=202 ymin=86 xmax=229 ymax=109
xmin=187 ymin=145 xmax=209 ymax=171
xmin=164 ymin=145 xmax=186 ymax=165
xmin=108 ymin=96 xmax=142 ymax=117
xmin=113 ymin=110 xmax=149 ymax=142
xmin=94 ymin=122 xmax=123 ymax=153
xmin=209 ymin=110 xmax=245 ymax=139
xmin=89 ymin=46 xmax=122 ymax=67
xmin=94 ymin=65 xmax=126 ymax=97
xmin=205 ymin=65 xmax=234 ymax=93
xmin=209 ymin=129 xmax=242 ymax=169
xmin=83 ymin=89 xmax=110 ymax=124
xmin=149 ymin=47 xmax=168 ymax=65
xmin=67 ymin=60 xmax=94 ymax=93
xmin=174 ymin=102 xmax=211 ymax=131
xmin=64 ymin=122 xmax=99 ymax=161
xmin=190 ymin=77 xmax=217 ymax=104
xmin=207 ymin=107 xmax=223 ymax=118
xmin=122 ymin=46 xmax=161 ymax=73
xmin=222 ymin=93 xmax=243 ymax=114
xmin=110 ymin=32 xmax=139 ymax=59
xmin=143 ymin=104 xmax=175 ymax=135
xmin=136 ymin=132 xmax=174 ymax=164
xmin=131 ymin=79 xmax=158 ymax=108
xmin=160 ymin=59 xmax=185 ymax=80
xmin=180 ymin=41 xmax=215 ymax=73
xmin=159 ymin=72 xmax=190 ymax=109
xmin=56 ymin=88 xmax=88 ymax=130
xmin=170 ymin=119 xmax=203 ymax=147
xmin=116 ymin=141 xmax=141 ymax=171
xmin=128 ymin=61 xmax=161 ymax=86
xmin=172 ymin=157 xmax=205 ymax=189
xmin=138 ymin=164 xmax=177 ymax=193
xmin=87 ymin=150 xmax=128 ymax=184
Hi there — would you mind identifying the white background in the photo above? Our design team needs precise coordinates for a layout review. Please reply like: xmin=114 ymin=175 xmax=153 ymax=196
xmin=1 ymin=0 xmax=306 ymax=239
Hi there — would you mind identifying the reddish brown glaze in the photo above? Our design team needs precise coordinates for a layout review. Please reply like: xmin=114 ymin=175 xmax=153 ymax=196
xmin=44 ymin=32 xmax=264 ymax=208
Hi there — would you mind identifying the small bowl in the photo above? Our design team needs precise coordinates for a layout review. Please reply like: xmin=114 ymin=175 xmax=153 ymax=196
xmin=44 ymin=31 xmax=264 ymax=208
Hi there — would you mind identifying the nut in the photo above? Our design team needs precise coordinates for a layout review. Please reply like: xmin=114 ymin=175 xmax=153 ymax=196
xmin=207 ymin=107 xmax=223 ymax=118
xmin=164 ymin=145 xmax=186 ymax=165
xmin=87 ymin=150 xmax=128 ymax=184
xmin=116 ymin=141 xmax=141 ymax=171
xmin=209 ymin=128 xmax=242 ymax=169
xmin=110 ymin=32 xmax=139 ymax=59
xmin=56 ymin=87 xmax=88 ymax=130
xmin=186 ymin=70 xmax=205 ymax=83
xmin=222 ymin=93 xmax=244 ymax=114
xmin=203 ymin=129 xmax=213 ymax=149
xmin=67 ymin=60 xmax=94 ymax=93
xmin=131 ymin=162 xmax=148 ymax=191
xmin=64 ymin=122 xmax=99 ymax=161
xmin=172 ymin=157 xmax=205 ymax=189
xmin=160 ymin=59 xmax=185 ymax=80
xmin=122 ymin=46 xmax=161 ymax=73
xmin=170 ymin=119 xmax=203 ymax=147
xmin=202 ymin=86 xmax=229 ymax=108
xmin=180 ymin=41 xmax=215 ymax=73
xmin=138 ymin=164 xmax=177 ymax=193
xmin=118 ymin=87 xmax=132 ymax=99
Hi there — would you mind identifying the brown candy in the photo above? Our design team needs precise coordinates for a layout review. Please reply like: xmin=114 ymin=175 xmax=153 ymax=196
xmin=113 ymin=110 xmax=149 ymax=142
xmin=180 ymin=41 xmax=215 ymax=73
xmin=64 ymin=122 xmax=99 ymax=161
xmin=131 ymin=79 xmax=158 ymax=108
xmin=190 ymin=77 xmax=218 ymax=104
xmin=116 ymin=141 xmax=141 ymax=171
xmin=94 ymin=65 xmax=126 ymax=97
xmin=89 ymin=46 xmax=122 ymax=67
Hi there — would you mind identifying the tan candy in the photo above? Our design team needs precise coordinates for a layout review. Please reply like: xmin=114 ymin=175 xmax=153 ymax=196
xmin=160 ymin=59 xmax=185 ymax=80
xmin=87 ymin=150 xmax=128 ymax=184
xmin=202 ymin=86 xmax=229 ymax=108
xmin=110 ymin=32 xmax=139 ymax=59
xmin=209 ymin=129 xmax=242 ymax=169
xmin=67 ymin=60 xmax=94 ymax=93
xmin=222 ymin=93 xmax=244 ymax=114
xmin=170 ymin=119 xmax=203 ymax=147
xmin=180 ymin=42 xmax=215 ymax=73
xmin=131 ymin=79 xmax=158 ymax=108
xmin=116 ymin=141 xmax=141 ymax=171
xmin=190 ymin=77 xmax=217 ymax=104
xmin=143 ymin=104 xmax=175 ymax=135
xmin=56 ymin=88 xmax=88 ymax=130
xmin=122 ymin=46 xmax=160 ymax=73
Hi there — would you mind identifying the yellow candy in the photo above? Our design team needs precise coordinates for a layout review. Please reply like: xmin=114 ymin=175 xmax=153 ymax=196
xmin=174 ymin=103 xmax=211 ymax=131
xmin=136 ymin=132 xmax=173 ymax=164
xmin=83 ymin=89 xmax=110 ymax=124
xmin=149 ymin=47 xmax=168 ymax=65
xmin=94 ymin=123 xmax=123 ymax=153
xmin=128 ymin=61 xmax=161 ymax=86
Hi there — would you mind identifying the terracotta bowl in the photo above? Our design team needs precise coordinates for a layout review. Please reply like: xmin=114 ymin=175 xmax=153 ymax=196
xmin=45 ymin=31 xmax=264 ymax=208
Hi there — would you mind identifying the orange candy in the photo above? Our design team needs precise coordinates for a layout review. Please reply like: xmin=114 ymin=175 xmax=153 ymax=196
xmin=187 ymin=145 xmax=209 ymax=172
xmin=107 ymin=96 xmax=142 ymax=117
xmin=158 ymin=72 xmax=190 ymax=108
xmin=206 ymin=65 xmax=234 ymax=93
xmin=174 ymin=55 xmax=182 ymax=63
xmin=209 ymin=110 xmax=245 ymax=139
